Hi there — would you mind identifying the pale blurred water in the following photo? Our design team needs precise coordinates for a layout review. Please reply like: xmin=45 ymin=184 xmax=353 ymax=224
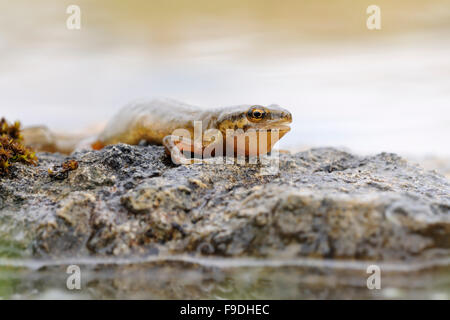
xmin=0 ymin=0 xmax=449 ymax=158
xmin=1 ymin=256 xmax=450 ymax=299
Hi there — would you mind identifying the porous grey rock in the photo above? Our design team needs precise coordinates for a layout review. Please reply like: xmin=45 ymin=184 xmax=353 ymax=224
xmin=0 ymin=144 xmax=449 ymax=262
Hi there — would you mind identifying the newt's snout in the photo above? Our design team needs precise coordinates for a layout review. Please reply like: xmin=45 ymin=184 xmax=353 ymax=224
xmin=273 ymin=108 xmax=292 ymax=123
xmin=283 ymin=111 xmax=292 ymax=123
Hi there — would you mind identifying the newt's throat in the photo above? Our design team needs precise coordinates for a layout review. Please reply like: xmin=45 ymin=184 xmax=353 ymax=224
xmin=227 ymin=127 xmax=290 ymax=157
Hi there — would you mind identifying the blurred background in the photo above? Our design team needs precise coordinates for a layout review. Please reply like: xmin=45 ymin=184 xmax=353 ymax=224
xmin=0 ymin=0 xmax=449 ymax=164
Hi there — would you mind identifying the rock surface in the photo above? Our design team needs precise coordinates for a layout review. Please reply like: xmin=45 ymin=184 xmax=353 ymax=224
xmin=0 ymin=144 xmax=449 ymax=262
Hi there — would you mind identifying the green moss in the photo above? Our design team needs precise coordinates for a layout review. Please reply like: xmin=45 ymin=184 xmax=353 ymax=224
xmin=0 ymin=118 xmax=37 ymax=176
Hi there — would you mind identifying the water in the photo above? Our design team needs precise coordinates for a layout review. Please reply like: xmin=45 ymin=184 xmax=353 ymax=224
xmin=1 ymin=256 xmax=450 ymax=299
xmin=1 ymin=0 xmax=449 ymax=158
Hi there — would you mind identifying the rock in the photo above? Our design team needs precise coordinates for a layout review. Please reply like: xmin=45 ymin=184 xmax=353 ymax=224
xmin=0 ymin=144 xmax=449 ymax=262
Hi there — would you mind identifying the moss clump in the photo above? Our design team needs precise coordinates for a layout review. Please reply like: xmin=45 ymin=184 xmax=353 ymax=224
xmin=0 ymin=118 xmax=38 ymax=176
xmin=48 ymin=159 xmax=78 ymax=180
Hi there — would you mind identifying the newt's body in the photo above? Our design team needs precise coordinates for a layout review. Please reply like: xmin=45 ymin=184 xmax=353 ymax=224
xmin=23 ymin=98 xmax=292 ymax=164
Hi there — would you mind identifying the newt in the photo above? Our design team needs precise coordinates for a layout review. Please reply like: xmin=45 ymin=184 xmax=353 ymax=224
xmin=22 ymin=98 xmax=292 ymax=164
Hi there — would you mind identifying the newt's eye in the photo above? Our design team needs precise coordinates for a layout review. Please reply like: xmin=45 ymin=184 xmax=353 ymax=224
xmin=247 ymin=107 xmax=266 ymax=122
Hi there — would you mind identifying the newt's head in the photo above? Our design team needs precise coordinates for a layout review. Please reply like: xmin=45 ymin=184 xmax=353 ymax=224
xmin=216 ymin=104 xmax=292 ymax=156
xmin=217 ymin=104 xmax=292 ymax=136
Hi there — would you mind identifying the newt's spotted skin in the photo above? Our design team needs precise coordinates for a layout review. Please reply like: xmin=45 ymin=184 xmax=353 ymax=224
xmin=23 ymin=98 xmax=292 ymax=164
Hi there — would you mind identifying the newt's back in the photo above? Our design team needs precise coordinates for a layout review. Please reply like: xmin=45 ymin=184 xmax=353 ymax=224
xmin=97 ymin=98 xmax=205 ymax=146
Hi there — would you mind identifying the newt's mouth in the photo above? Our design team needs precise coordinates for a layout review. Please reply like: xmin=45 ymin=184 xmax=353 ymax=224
xmin=244 ymin=124 xmax=291 ymax=133
xmin=250 ymin=122 xmax=291 ymax=133
xmin=265 ymin=124 xmax=291 ymax=133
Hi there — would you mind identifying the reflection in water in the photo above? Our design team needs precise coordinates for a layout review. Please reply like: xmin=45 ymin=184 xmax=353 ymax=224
xmin=1 ymin=256 xmax=450 ymax=299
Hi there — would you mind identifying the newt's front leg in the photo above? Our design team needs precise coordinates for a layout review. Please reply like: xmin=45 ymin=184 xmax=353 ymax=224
xmin=162 ymin=135 xmax=203 ymax=165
